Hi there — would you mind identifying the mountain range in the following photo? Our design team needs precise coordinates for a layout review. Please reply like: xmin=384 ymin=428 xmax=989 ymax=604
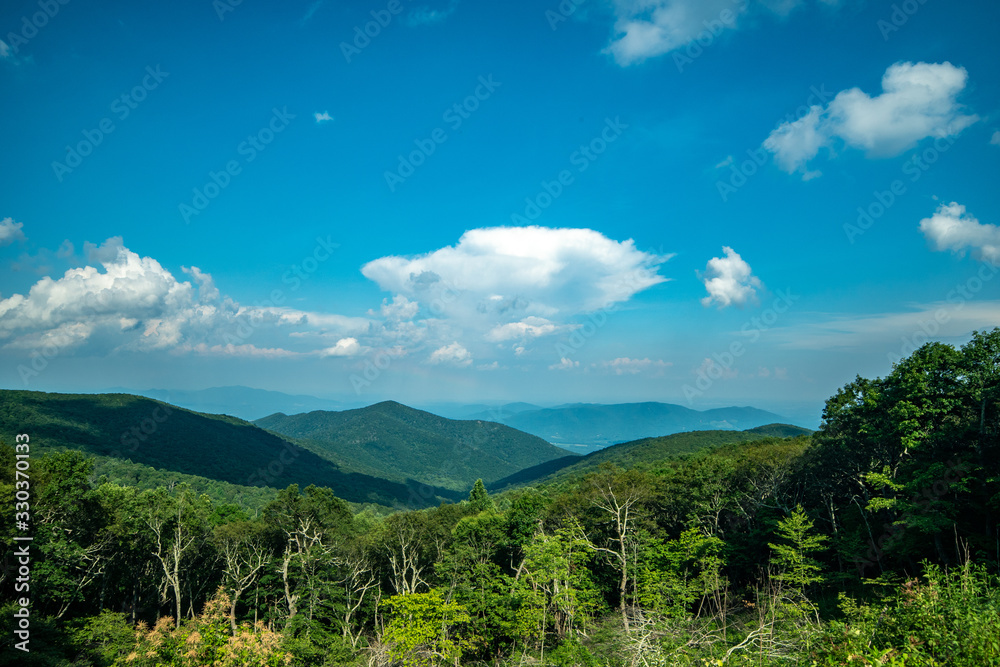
xmin=0 ymin=388 xmax=809 ymax=511
xmin=255 ymin=402 xmax=570 ymax=492
xmin=465 ymin=401 xmax=791 ymax=452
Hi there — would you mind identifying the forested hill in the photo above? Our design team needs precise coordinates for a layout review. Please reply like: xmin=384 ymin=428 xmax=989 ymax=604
xmin=0 ymin=390 xmax=463 ymax=507
xmin=255 ymin=400 xmax=574 ymax=491
xmin=490 ymin=424 xmax=811 ymax=489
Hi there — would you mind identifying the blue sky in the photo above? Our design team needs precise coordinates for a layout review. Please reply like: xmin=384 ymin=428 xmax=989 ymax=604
xmin=1 ymin=0 xmax=998 ymax=425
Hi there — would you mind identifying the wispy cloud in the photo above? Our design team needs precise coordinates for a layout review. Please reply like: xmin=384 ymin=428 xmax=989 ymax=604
xmin=299 ymin=0 xmax=325 ymax=27
xmin=407 ymin=0 xmax=459 ymax=27
xmin=314 ymin=111 xmax=333 ymax=124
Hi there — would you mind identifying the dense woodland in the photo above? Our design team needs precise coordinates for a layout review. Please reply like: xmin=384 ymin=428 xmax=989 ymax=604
xmin=2 ymin=330 xmax=1000 ymax=666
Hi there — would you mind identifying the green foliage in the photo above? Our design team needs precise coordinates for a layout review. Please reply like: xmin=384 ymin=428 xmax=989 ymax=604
xmin=256 ymin=401 xmax=570 ymax=492
xmin=815 ymin=562 xmax=1000 ymax=666
xmin=1 ymin=330 xmax=999 ymax=666
xmin=769 ymin=505 xmax=828 ymax=595
xmin=467 ymin=479 xmax=493 ymax=512
xmin=381 ymin=589 xmax=471 ymax=666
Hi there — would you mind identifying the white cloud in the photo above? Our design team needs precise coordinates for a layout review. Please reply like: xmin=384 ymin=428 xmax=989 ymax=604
xmin=0 ymin=39 xmax=10 ymax=59
xmin=376 ymin=295 xmax=418 ymax=321
xmin=362 ymin=226 xmax=668 ymax=315
xmin=991 ymin=130 xmax=1000 ymax=146
xmin=764 ymin=62 xmax=978 ymax=177
xmin=320 ymin=337 xmax=363 ymax=357
xmin=699 ymin=247 xmax=762 ymax=308
xmin=360 ymin=226 xmax=668 ymax=362
xmin=484 ymin=316 xmax=571 ymax=342
xmin=549 ymin=357 xmax=579 ymax=371
xmin=604 ymin=0 xmax=849 ymax=67
xmin=314 ymin=111 xmax=333 ymax=124
xmin=595 ymin=357 xmax=672 ymax=375
xmin=605 ymin=0 xmax=746 ymax=66
xmin=0 ymin=217 xmax=27 ymax=246
xmin=428 ymin=341 xmax=472 ymax=366
xmin=919 ymin=202 xmax=1000 ymax=263
xmin=0 ymin=238 xmax=369 ymax=356
xmin=181 ymin=265 xmax=220 ymax=303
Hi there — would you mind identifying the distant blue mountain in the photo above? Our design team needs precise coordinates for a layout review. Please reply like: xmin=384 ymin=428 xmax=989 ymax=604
xmin=467 ymin=401 xmax=794 ymax=453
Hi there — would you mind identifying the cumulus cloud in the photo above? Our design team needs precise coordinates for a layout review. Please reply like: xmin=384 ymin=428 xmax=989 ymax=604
xmin=919 ymin=202 xmax=1000 ymax=263
xmin=428 ymin=341 xmax=472 ymax=366
xmin=549 ymin=357 xmax=579 ymax=371
xmin=764 ymin=62 xmax=978 ymax=177
xmin=699 ymin=247 xmax=762 ymax=308
xmin=362 ymin=226 xmax=667 ymax=315
xmin=314 ymin=111 xmax=333 ymax=124
xmin=0 ymin=39 xmax=10 ymax=59
xmin=320 ymin=337 xmax=363 ymax=357
xmin=0 ymin=217 xmax=27 ymax=246
xmin=376 ymin=295 xmax=419 ymax=321
xmin=181 ymin=266 xmax=220 ymax=303
xmin=991 ymin=130 xmax=1000 ymax=146
xmin=595 ymin=357 xmax=672 ymax=375
xmin=360 ymin=226 xmax=668 ymax=361
xmin=0 ymin=238 xmax=369 ymax=357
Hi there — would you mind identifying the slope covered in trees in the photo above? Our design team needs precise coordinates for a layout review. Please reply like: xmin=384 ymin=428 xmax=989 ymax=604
xmin=0 ymin=329 xmax=998 ymax=666
xmin=490 ymin=425 xmax=800 ymax=489
xmin=255 ymin=401 xmax=573 ymax=491
xmin=0 ymin=390 xmax=463 ymax=508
